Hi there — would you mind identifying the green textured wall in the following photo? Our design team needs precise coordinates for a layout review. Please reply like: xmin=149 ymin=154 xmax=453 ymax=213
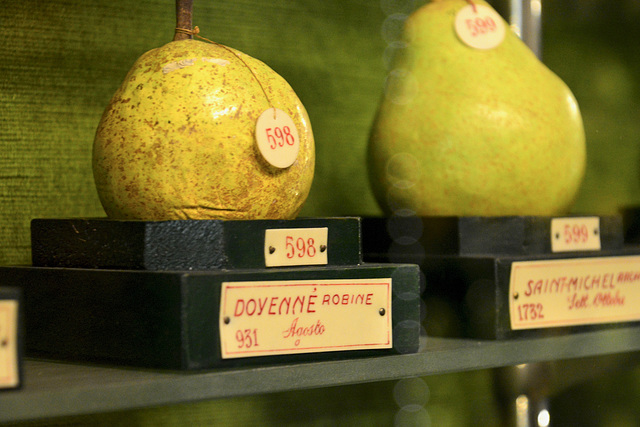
xmin=2 ymin=1 xmax=640 ymax=426
xmin=3 ymin=0 xmax=640 ymax=265
xmin=0 ymin=0 xmax=389 ymax=265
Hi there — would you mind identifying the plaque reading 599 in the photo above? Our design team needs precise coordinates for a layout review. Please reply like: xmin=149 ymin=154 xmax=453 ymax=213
xmin=265 ymin=227 xmax=328 ymax=267
xmin=551 ymin=217 xmax=601 ymax=253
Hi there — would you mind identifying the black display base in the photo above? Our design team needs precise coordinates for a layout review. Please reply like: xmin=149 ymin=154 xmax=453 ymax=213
xmin=420 ymin=250 xmax=640 ymax=340
xmin=0 ymin=263 xmax=420 ymax=370
xmin=0 ymin=287 xmax=22 ymax=390
xmin=621 ymin=206 xmax=640 ymax=245
xmin=362 ymin=215 xmax=623 ymax=257
xmin=15 ymin=217 xmax=422 ymax=369
xmin=362 ymin=215 xmax=640 ymax=340
xmin=31 ymin=217 xmax=361 ymax=270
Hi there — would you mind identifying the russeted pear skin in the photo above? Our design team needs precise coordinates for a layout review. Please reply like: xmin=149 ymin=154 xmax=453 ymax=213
xmin=368 ymin=0 xmax=586 ymax=216
xmin=93 ymin=39 xmax=314 ymax=220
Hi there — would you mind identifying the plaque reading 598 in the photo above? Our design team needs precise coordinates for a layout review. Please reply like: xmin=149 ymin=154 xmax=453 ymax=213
xmin=286 ymin=236 xmax=317 ymax=259
xmin=264 ymin=227 xmax=329 ymax=267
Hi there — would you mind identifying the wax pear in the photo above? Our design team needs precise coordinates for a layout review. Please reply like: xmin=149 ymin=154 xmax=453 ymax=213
xmin=368 ymin=0 xmax=586 ymax=216
xmin=93 ymin=2 xmax=314 ymax=220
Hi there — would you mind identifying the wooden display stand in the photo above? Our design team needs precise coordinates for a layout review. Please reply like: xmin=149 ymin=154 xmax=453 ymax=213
xmin=0 ymin=218 xmax=420 ymax=370
xmin=362 ymin=215 xmax=640 ymax=339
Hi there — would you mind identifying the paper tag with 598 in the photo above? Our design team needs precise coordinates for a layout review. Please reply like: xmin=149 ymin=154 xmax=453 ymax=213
xmin=255 ymin=108 xmax=300 ymax=168
xmin=455 ymin=4 xmax=506 ymax=50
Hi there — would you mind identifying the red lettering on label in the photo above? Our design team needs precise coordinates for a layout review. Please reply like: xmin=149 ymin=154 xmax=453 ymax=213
xmin=285 ymin=236 xmax=317 ymax=259
xmin=279 ymin=297 xmax=291 ymax=314
xmin=524 ymin=280 xmax=533 ymax=297
xmin=236 ymin=328 xmax=259 ymax=349
xmin=322 ymin=293 xmax=375 ymax=306
xmin=593 ymin=291 xmax=626 ymax=307
xmin=293 ymin=295 xmax=305 ymax=314
xmin=516 ymin=303 xmax=545 ymax=321
xmin=282 ymin=317 xmax=325 ymax=346
xmin=265 ymin=126 xmax=295 ymax=150
xmin=257 ymin=298 xmax=267 ymax=315
xmin=307 ymin=294 xmax=317 ymax=313
xmin=269 ymin=297 xmax=278 ymax=315
xmin=617 ymin=271 xmax=640 ymax=283
xmin=245 ymin=299 xmax=256 ymax=316
xmin=234 ymin=299 xmax=245 ymax=316
xmin=568 ymin=293 xmax=589 ymax=310
xmin=465 ymin=16 xmax=497 ymax=37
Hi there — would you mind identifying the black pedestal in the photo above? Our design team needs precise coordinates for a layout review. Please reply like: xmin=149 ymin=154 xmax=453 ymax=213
xmin=363 ymin=215 xmax=640 ymax=339
xmin=4 ymin=217 xmax=421 ymax=370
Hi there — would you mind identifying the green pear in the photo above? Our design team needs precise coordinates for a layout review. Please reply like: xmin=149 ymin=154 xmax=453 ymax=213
xmin=93 ymin=1 xmax=314 ymax=221
xmin=368 ymin=0 xmax=586 ymax=216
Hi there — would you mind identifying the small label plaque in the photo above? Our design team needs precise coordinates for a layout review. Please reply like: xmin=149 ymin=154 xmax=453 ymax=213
xmin=510 ymin=255 xmax=640 ymax=330
xmin=255 ymin=108 xmax=300 ymax=169
xmin=454 ymin=4 xmax=506 ymax=50
xmin=0 ymin=300 xmax=19 ymax=389
xmin=219 ymin=278 xmax=392 ymax=359
xmin=551 ymin=217 xmax=601 ymax=253
xmin=264 ymin=227 xmax=328 ymax=267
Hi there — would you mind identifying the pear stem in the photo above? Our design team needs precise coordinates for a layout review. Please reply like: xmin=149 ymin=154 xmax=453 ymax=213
xmin=174 ymin=0 xmax=194 ymax=41
xmin=466 ymin=0 xmax=477 ymax=13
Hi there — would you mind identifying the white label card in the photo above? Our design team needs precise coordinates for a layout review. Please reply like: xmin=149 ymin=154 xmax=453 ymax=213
xmin=0 ymin=300 xmax=19 ymax=389
xmin=454 ymin=4 xmax=506 ymax=50
xmin=551 ymin=217 xmax=601 ymax=253
xmin=264 ymin=227 xmax=328 ymax=267
xmin=510 ymin=256 xmax=640 ymax=330
xmin=219 ymin=279 xmax=392 ymax=358
xmin=255 ymin=108 xmax=300 ymax=169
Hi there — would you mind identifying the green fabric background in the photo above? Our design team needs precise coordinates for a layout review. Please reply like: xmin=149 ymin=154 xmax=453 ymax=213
xmin=2 ymin=0 xmax=640 ymax=425
xmin=0 ymin=0 xmax=392 ymax=265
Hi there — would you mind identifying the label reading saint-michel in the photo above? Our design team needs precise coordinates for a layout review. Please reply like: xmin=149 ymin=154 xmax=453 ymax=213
xmin=510 ymin=256 xmax=640 ymax=330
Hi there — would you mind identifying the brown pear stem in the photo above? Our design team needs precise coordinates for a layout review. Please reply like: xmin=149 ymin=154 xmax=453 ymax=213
xmin=466 ymin=0 xmax=477 ymax=13
xmin=174 ymin=0 xmax=194 ymax=41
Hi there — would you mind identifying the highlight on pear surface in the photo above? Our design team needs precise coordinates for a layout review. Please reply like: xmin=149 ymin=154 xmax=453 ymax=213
xmin=368 ymin=0 xmax=586 ymax=217
xmin=92 ymin=1 xmax=314 ymax=221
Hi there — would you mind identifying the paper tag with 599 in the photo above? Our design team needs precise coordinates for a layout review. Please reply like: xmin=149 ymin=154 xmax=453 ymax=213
xmin=255 ymin=108 xmax=300 ymax=168
xmin=455 ymin=4 xmax=506 ymax=50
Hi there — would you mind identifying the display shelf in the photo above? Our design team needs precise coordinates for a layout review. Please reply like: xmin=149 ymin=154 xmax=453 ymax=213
xmin=2 ymin=327 xmax=640 ymax=423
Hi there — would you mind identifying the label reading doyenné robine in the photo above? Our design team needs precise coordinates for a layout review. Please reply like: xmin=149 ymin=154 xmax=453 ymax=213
xmin=219 ymin=278 xmax=392 ymax=358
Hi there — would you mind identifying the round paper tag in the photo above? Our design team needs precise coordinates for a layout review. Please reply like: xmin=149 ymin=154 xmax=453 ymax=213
xmin=255 ymin=108 xmax=300 ymax=169
xmin=454 ymin=4 xmax=506 ymax=50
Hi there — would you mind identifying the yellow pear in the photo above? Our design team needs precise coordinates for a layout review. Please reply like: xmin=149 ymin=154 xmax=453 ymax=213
xmin=368 ymin=0 xmax=585 ymax=216
xmin=93 ymin=2 xmax=314 ymax=220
